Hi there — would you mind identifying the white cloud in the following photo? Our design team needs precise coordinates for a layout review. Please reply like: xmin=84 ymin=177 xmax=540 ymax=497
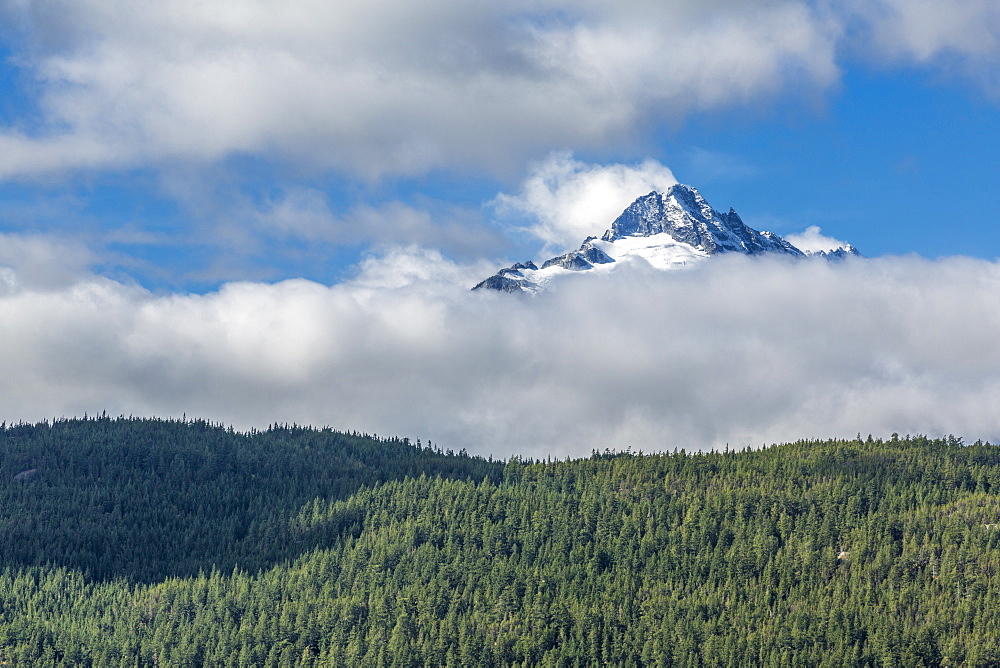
xmin=491 ymin=153 xmax=677 ymax=252
xmin=0 ymin=0 xmax=842 ymax=179
xmin=784 ymin=225 xmax=849 ymax=253
xmin=3 ymin=251 xmax=1000 ymax=458
xmin=835 ymin=0 xmax=1000 ymax=97
xmin=250 ymin=188 xmax=341 ymax=242
xmin=845 ymin=1 xmax=1000 ymax=64
xmin=349 ymin=246 xmax=495 ymax=291
xmin=245 ymin=191 xmax=507 ymax=259
xmin=0 ymin=233 xmax=97 ymax=289
xmin=1 ymin=1 xmax=998 ymax=181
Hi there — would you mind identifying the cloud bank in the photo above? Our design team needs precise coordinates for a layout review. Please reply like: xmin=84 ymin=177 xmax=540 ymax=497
xmin=4 ymin=0 xmax=996 ymax=180
xmin=3 ymin=249 xmax=1000 ymax=458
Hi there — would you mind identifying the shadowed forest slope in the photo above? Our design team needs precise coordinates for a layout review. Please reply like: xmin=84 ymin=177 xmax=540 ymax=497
xmin=0 ymin=417 xmax=501 ymax=582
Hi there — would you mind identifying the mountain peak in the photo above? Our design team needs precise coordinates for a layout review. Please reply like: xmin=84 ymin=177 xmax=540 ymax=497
xmin=474 ymin=185 xmax=859 ymax=293
xmin=601 ymin=184 xmax=802 ymax=257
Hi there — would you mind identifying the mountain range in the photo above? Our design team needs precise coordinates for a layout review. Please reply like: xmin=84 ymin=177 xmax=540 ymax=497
xmin=474 ymin=184 xmax=860 ymax=293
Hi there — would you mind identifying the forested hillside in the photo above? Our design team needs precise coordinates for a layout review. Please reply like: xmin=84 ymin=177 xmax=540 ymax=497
xmin=0 ymin=417 xmax=500 ymax=581
xmin=1 ymin=419 xmax=999 ymax=665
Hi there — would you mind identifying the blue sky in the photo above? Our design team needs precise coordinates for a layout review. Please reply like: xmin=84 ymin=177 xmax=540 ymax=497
xmin=0 ymin=1 xmax=997 ymax=292
xmin=1 ymin=1 xmax=1000 ymax=455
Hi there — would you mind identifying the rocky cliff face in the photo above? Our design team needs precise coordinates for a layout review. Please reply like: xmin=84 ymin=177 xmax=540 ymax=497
xmin=601 ymin=185 xmax=803 ymax=256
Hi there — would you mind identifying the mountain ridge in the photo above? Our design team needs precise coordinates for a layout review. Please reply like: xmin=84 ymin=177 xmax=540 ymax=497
xmin=475 ymin=184 xmax=860 ymax=293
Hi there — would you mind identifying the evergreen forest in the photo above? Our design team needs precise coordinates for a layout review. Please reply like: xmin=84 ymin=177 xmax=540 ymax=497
xmin=0 ymin=417 xmax=999 ymax=665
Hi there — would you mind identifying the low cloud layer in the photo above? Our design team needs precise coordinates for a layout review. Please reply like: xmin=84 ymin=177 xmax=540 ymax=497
xmin=1 ymin=1 xmax=996 ymax=180
xmin=3 ymin=249 xmax=1000 ymax=458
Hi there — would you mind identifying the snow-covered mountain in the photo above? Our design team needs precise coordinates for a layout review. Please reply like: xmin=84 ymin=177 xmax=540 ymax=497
xmin=473 ymin=184 xmax=860 ymax=293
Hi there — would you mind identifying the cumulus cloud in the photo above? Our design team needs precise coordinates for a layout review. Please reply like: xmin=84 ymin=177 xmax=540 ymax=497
xmin=0 ymin=0 xmax=842 ymax=179
xmin=2 ymin=250 xmax=1000 ymax=458
xmin=784 ymin=225 xmax=849 ymax=253
xmin=491 ymin=153 xmax=677 ymax=252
